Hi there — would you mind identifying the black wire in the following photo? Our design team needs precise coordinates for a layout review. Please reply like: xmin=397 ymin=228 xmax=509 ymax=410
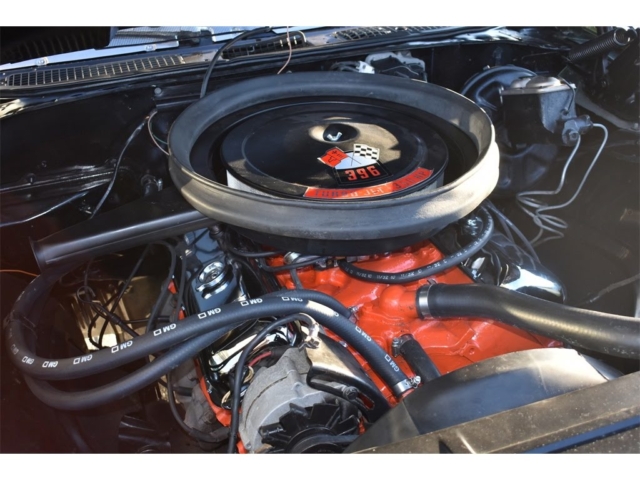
xmin=78 ymin=275 xmax=96 ymax=333
xmin=190 ymin=229 xmax=219 ymax=254
xmin=558 ymin=75 xmax=577 ymax=115
xmin=258 ymin=256 xmax=328 ymax=272
xmin=207 ymin=318 xmax=275 ymax=373
xmin=89 ymin=303 xmax=118 ymax=345
xmin=484 ymin=240 xmax=505 ymax=285
xmin=83 ymin=249 xmax=144 ymax=348
xmin=93 ymin=28 xmax=259 ymax=50
xmin=79 ymin=244 xmax=152 ymax=348
xmin=148 ymin=109 xmax=168 ymax=145
xmin=85 ymin=290 xmax=121 ymax=339
xmin=61 ymin=275 xmax=125 ymax=288
xmin=489 ymin=208 xmax=515 ymax=244
xmin=227 ymin=314 xmax=313 ymax=453
xmin=90 ymin=116 xmax=148 ymax=219
xmin=125 ymin=316 xmax=170 ymax=324
xmin=209 ymin=348 xmax=243 ymax=374
xmin=0 ymin=191 xmax=89 ymax=229
xmin=577 ymin=273 xmax=640 ymax=307
xmin=57 ymin=412 xmax=93 ymax=453
xmin=190 ymin=228 xmax=210 ymax=245
xmin=97 ymin=245 xmax=152 ymax=347
xmin=230 ymin=256 xmax=271 ymax=295
xmin=199 ymin=26 xmax=273 ymax=99
xmin=174 ymin=385 xmax=193 ymax=397
xmin=146 ymin=241 xmax=178 ymax=333
xmin=167 ymin=371 xmax=228 ymax=444
xmin=79 ymin=260 xmax=103 ymax=349
xmin=221 ymin=229 xmax=283 ymax=259
xmin=290 ymin=268 xmax=304 ymax=289
xmin=93 ymin=303 xmax=139 ymax=341
xmin=171 ymin=245 xmax=188 ymax=323
xmin=484 ymin=201 xmax=540 ymax=263
xmin=227 ymin=246 xmax=284 ymax=258
xmin=338 ymin=206 xmax=494 ymax=284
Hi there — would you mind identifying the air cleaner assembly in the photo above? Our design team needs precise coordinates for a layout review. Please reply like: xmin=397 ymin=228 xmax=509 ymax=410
xmin=168 ymin=72 xmax=499 ymax=255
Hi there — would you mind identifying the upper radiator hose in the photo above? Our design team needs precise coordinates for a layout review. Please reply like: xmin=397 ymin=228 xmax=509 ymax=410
xmin=416 ymin=283 xmax=640 ymax=359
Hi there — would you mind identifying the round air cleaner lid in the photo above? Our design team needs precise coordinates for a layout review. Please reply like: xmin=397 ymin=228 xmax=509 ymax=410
xmin=220 ymin=103 xmax=448 ymax=200
xmin=168 ymin=72 xmax=499 ymax=255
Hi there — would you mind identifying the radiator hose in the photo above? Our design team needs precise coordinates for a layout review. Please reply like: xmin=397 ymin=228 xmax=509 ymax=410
xmin=416 ymin=283 xmax=640 ymax=359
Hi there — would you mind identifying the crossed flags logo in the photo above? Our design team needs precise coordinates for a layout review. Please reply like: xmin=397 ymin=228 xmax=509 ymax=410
xmin=352 ymin=144 xmax=380 ymax=162
xmin=318 ymin=143 xmax=381 ymax=170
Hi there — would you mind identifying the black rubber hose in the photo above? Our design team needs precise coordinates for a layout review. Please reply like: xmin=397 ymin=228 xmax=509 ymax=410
xmin=7 ymin=296 xmax=343 ymax=380
xmin=416 ymin=283 xmax=640 ymax=359
xmin=227 ymin=314 xmax=313 ymax=453
xmin=261 ymin=289 xmax=352 ymax=319
xmin=24 ymin=292 xmax=408 ymax=411
xmin=7 ymin=284 xmax=350 ymax=384
xmin=397 ymin=335 xmax=441 ymax=382
xmin=23 ymin=324 xmax=232 ymax=410
xmin=8 ymin=286 xmax=357 ymax=382
xmin=338 ymin=206 xmax=494 ymax=284
xmin=7 ymin=276 xmax=406 ymax=398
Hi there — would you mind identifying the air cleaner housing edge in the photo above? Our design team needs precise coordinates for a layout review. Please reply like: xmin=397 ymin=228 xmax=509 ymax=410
xmin=168 ymin=72 xmax=499 ymax=255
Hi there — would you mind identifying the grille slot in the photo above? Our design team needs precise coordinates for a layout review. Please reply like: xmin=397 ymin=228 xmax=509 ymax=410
xmin=3 ymin=54 xmax=184 ymax=87
xmin=335 ymin=27 xmax=441 ymax=41
xmin=222 ymin=32 xmax=306 ymax=59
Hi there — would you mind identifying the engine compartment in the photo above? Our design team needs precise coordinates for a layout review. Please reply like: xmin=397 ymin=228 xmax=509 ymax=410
xmin=268 ymin=241 xmax=559 ymax=396
xmin=1 ymin=26 xmax=638 ymax=454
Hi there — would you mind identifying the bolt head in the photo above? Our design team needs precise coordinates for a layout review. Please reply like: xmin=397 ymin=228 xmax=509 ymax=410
xmin=343 ymin=387 xmax=359 ymax=400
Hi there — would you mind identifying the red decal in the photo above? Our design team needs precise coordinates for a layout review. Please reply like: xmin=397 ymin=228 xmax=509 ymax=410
xmin=318 ymin=148 xmax=348 ymax=167
xmin=304 ymin=167 xmax=433 ymax=199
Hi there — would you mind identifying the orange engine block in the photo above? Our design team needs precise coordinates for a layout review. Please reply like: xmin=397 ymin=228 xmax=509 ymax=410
xmin=271 ymin=241 xmax=559 ymax=402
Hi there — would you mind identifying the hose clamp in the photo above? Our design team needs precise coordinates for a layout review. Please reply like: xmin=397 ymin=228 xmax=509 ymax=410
xmin=391 ymin=379 xmax=414 ymax=396
xmin=416 ymin=283 xmax=435 ymax=319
